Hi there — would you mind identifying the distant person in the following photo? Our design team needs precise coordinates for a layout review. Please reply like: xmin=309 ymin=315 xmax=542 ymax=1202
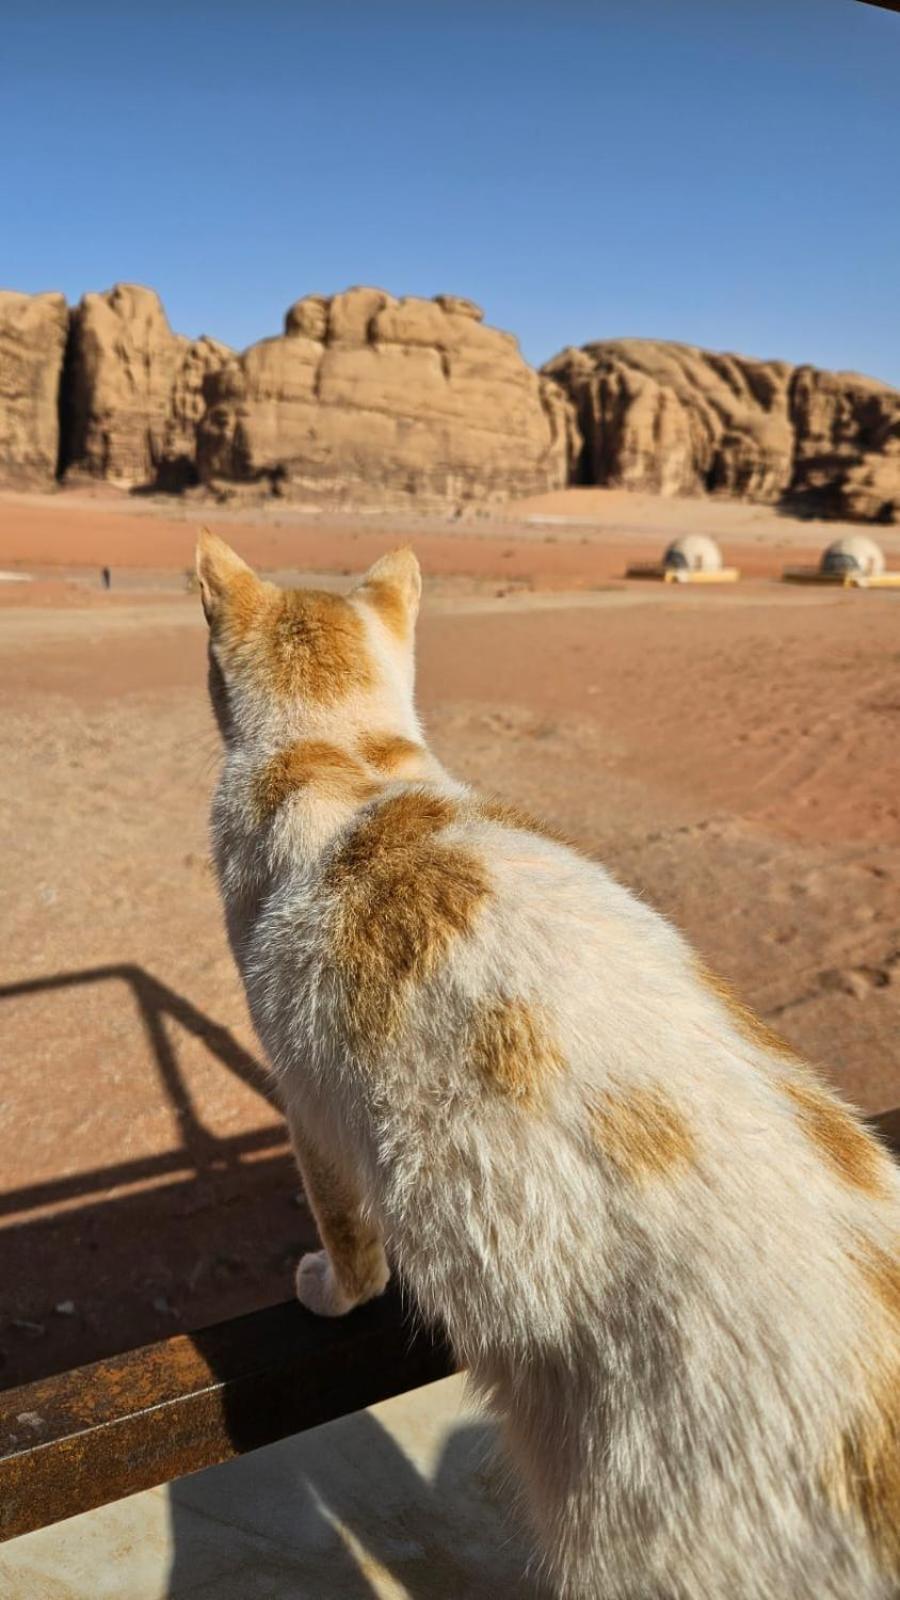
xmin=101 ymin=567 xmax=111 ymax=590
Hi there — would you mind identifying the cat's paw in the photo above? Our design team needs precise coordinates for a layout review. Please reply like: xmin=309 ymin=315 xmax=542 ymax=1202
xmin=294 ymin=1248 xmax=389 ymax=1317
xmin=295 ymin=1249 xmax=352 ymax=1316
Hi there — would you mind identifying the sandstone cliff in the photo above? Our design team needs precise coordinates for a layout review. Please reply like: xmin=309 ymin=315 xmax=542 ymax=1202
xmin=2 ymin=283 xmax=898 ymax=523
xmin=60 ymin=284 xmax=232 ymax=489
xmin=196 ymin=287 xmax=576 ymax=508
xmin=542 ymin=339 xmax=900 ymax=523
xmin=0 ymin=290 xmax=69 ymax=486
xmin=788 ymin=365 xmax=900 ymax=522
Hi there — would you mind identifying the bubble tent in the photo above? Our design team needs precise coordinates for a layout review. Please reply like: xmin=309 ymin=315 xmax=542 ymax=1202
xmin=627 ymin=534 xmax=740 ymax=583
xmin=782 ymin=534 xmax=900 ymax=588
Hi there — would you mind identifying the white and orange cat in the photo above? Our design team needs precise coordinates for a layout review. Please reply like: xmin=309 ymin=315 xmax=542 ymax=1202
xmin=198 ymin=529 xmax=900 ymax=1600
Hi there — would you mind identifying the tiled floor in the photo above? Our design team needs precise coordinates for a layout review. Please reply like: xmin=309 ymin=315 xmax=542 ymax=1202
xmin=0 ymin=1376 xmax=546 ymax=1599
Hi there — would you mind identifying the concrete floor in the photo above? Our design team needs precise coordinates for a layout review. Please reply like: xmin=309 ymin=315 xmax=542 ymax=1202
xmin=0 ymin=1376 xmax=547 ymax=1599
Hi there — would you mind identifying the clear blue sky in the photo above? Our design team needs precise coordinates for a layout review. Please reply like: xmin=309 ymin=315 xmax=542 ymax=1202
xmin=3 ymin=1 xmax=899 ymax=382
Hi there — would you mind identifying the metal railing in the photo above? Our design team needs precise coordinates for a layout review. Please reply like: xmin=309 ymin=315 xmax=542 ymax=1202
xmin=1 ymin=1109 xmax=897 ymax=1543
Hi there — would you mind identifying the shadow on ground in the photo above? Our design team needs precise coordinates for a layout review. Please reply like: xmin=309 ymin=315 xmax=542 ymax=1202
xmin=0 ymin=964 xmax=306 ymax=1388
xmin=166 ymin=1396 xmax=544 ymax=1600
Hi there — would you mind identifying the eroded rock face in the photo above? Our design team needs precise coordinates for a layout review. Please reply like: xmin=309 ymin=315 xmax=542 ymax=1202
xmin=61 ymin=284 xmax=232 ymax=489
xmin=0 ymin=290 xmax=69 ymax=486
xmin=788 ymin=367 xmax=900 ymax=523
xmin=197 ymin=288 xmax=576 ymax=507
xmin=542 ymin=339 xmax=900 ymax=522
xmin=5 ymin=283 xmax=897 ymax=523
xmin=543 ymin=340 xmax=796 ymax=501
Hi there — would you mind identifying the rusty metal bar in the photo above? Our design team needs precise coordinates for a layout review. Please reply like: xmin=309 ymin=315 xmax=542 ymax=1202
xmin=1 ymin=1109 xmax=896 ymax=1545
xmin=0 ymin=1287 xmax=453 ymax=1543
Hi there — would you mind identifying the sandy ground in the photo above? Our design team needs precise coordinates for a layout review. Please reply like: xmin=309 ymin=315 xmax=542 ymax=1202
xmin=3 ymin=483 xmax=900 ymax=594
xmin=1 ymin=488 xmax=899 ymax=1390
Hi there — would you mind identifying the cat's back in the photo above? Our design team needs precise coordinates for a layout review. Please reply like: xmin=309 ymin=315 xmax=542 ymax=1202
xmin=326 ymin=788 xmax=900 ymax=1600
xmin=295 ymin=777 xmax=900 ymax=1290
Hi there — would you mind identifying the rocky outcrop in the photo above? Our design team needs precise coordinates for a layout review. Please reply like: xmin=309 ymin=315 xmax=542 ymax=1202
xmin=788 ymin=367 xmax=900 ymax=523
xmin=2 ymin=282 xmax=898 ymax=523
xmin=60 ymin=284 xmax=232 ymax=489
xmin=542 ymin=340 xmax=795 ymax=501
xmin=196 ymin=287 xmax=576 ymax=508
xmin=0 ymin=290 xmax=69 ymax=486
xmin=542 ymin=339 xmax=900 ymax=523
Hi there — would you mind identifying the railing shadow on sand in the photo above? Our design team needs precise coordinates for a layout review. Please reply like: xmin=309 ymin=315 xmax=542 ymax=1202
xmin=0 ymin=963 xmax=300 ymax=1391
xmin=0 ymin=964 xmax=522 ymax=1598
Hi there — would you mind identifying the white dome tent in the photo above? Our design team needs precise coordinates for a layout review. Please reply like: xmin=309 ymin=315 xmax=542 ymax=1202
xmin=820 ymin=534 xmax=886 ymax=579
xmin=627 ymin=534 xmax=739 ymax=584
xmin=663 ymin=534 xmax=724 ymax=574
xmin=783 ymin=533 xmax=900 ymax=588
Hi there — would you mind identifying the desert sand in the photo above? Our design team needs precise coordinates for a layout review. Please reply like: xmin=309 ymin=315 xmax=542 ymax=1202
xmin=1 ymin=487 xmax=899 ymax=1389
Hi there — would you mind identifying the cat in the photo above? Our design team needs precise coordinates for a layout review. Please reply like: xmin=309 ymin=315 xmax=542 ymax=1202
xmin=197 ymin=528 xmax=900 ymax=1600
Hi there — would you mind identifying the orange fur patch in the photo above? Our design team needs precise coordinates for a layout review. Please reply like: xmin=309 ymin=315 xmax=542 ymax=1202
xmin=325 ymin=790 xmax=490 ymax=1055
xmin=197 ymin=533 xmax=265 ymax=640
xmin=264 ymin=588 xmax=373 ymax=701
xmin=823 ymin=1238 xmax=900 ymax=1575
xmin=291 ymin=1125 xmax=385 ymax=1300
xmin=591 ymin=1085 xmax=697 ymax=1182
xmin=468 ymin=997 xmax=564 ymax=1108
xmin=217 ymin=584 xmax=372 ymax=704
xmin=357 ymin=731 xmax=427 ymax=774
xmin=253 ymin=741 xmax=377 ymax=822
xmin=358 ymin=577 xmax=410 ymax=640
xmin=221 ymin=569 xmax=268 ymax=643
xmin=476 ymin=796 xmax=566 ymax=845
xmin=825 ymin=1371 xmax=900 ymax=1579
xmin=696 ymin=960 xmax=797 ymax=1058
xmin=782 ymin=1077 xmax=890 ymax=1197
xmin=856 ymin=1238 xmax=900 ymax=1323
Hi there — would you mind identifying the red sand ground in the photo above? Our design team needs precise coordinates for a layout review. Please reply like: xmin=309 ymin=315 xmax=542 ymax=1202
xmin=9 ymin=482 xmax=900 ymax=587
xmin=1 ymin=488 xmax=899 ymax=1388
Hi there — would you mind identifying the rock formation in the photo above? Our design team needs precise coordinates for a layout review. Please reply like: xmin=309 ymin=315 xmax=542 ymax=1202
xmin=542 ymin=340 xmax=795 ymax=501
xmin=1 ymin=281 xmax=898 ymax=523
xmin=196 ymin=287 xmax=576 ymax=508
xmin=60 ymin=284 xmax=232 ymax=489
xmin=0 ymin=290 xmax=69 ymax=486
xmin=542 ymin=339 xmax=900 ymax=523
xmin=787 ymin=366 xmax=900 ymax=523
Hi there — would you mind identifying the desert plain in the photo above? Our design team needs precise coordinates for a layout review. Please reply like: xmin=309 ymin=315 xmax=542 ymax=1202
xmin=2 ymin=484 xmax=899 ymax=1390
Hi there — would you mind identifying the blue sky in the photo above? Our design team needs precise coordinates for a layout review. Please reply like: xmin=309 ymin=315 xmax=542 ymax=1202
xmin=3 ymin=1 xmax=899 ymax=382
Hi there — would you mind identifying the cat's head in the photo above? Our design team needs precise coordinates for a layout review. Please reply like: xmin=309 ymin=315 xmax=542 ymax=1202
xmin=195 ymin=530 xmax=421 ymax=748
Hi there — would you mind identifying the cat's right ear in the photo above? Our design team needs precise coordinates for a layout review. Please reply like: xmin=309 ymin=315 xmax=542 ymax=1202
xmin=195 ymin=529 xmax=258 ymax=627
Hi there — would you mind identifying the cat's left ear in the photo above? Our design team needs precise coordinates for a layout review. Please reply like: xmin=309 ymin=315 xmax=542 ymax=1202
xmin=355 ymin=548 xmax=422 ymax=639
xmin=195 ymin=529 xmax=260 ymax=627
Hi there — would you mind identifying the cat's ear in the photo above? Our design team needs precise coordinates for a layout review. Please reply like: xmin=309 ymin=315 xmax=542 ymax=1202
xmin=355 ymin=548 xmax=422 ymax=639
xmin=195 ymin=529 xmax=260 ymax=627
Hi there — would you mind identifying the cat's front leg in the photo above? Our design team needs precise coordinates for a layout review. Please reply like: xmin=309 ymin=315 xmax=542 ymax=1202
xmin=287 ymin=1110 xmax=389 ymax=1317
